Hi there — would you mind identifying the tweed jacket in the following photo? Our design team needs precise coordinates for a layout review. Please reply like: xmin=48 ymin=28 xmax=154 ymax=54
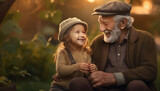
xmin=90 ymin=27 xmax=157 ymax=91
xmin=51 ymin=48 xmax=91 ymax=89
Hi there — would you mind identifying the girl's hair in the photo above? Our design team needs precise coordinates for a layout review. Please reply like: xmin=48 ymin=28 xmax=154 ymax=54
xmin=54 ymin=24 xmax=91 ymax=62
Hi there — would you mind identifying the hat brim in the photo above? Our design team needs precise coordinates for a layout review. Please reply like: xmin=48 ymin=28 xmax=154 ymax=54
xmin=92 ymin=12 xmax=130 ymax=16
xmin=92 ymin=12 xmax=117 ymax=16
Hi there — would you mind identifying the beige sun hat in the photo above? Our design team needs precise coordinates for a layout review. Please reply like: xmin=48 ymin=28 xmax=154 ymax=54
xmin=58 ymin=17 xmax=88 ymax=42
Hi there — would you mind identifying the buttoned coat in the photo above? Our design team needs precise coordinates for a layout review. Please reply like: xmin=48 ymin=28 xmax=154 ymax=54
xmin=90 ymin=27 xmax=157 ymax=91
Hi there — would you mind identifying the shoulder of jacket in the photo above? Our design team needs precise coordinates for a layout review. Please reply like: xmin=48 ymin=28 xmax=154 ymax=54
xmin=136 ymin=29 xmax=154 ymax=40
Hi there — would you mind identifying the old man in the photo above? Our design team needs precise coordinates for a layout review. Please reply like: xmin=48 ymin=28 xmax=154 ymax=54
xmin=69 ymin=1 xmax=157 ymax=91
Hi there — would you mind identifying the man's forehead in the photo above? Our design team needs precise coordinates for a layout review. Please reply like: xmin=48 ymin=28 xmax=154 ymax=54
xmin=99 ymin=15 xmax=114 ymax=22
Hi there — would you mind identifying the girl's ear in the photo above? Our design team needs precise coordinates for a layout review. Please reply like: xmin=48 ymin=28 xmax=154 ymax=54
xmin=119 ymin=18 xmax=128 ymax=30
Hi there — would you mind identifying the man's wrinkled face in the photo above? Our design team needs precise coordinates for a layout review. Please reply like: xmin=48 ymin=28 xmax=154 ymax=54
xmin=98 ymin=16 xmax=121 ymax=43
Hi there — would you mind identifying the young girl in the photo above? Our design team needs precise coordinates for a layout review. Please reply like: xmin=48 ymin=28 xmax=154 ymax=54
xmin=49 ymin=17 xmax=97 ymax=91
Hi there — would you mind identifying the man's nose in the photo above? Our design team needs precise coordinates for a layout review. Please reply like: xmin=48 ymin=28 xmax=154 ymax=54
xmin=100 ymin=24 xmax=105 ymax=32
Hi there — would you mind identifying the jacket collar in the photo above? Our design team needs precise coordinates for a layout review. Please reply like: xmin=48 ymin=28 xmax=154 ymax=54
xmin=126 ymin=26 xmax=139 ymax=67
xmin=128 ymin=27 xmax=139 ymax=44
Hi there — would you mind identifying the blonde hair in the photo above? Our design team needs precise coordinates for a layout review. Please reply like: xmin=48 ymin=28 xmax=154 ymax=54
xmin=54 ymin=24 xmax=91 ymax=62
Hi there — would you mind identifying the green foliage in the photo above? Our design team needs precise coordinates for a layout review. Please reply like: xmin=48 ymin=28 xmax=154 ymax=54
xmin=0 ymin=13 xmax=56 ymax=89
xmin=39 ymin=9 xmax=62 ymax=24
xmin=0 ymin=0 xmax=5 ymax=2
xmin=2 ymin=12 xmax=22 ymax=23
xmin=38 ymin=0 xmax=64 ymax=24
xmin=2 ymin=38 xmax=20 ymax=53
xmin=151 ymin=15 xmax=160 ymax=34
xmin=0 ymin=12 xmax=22 ymax=35
xmin=0 ymin=76 xmax=11 ymax=87
xmin=0 ymin=32 xmax=56 ymax=81
xmin=18 ymin=39 xmax=56 ymax=81
xmin=15 ymin=80 xmax=51 ymax=91
xmin=0 ymin=22 xmax=30 ymax=85
xmin=51 ymin=10 xmax=62 ymax=24
xmin=1 ymin=20 xmax=22 ymax=35
xmin=32 ymin=34 xmax=47 ymax=46
xmin=0 ymin=0 xmax=62 ymax=90
xmin=0 ymin=12 xmax=27 ymax=82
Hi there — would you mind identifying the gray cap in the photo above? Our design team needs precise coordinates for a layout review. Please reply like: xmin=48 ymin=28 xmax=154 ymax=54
xmin=58 ymin=17 xmax=88 ymax=42
xmin=92 ymin=1 xmax=132 ymax=16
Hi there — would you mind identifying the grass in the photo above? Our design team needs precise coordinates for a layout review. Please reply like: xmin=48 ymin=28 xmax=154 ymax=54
xmin=15 ymin=80 xmax=52 ymax=91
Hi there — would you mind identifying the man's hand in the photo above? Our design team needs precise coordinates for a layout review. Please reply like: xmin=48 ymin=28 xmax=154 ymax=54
xmin=79 ymin=63 xmax=90 ymax=74
xmin=88 ymin=71 xmax=116 ymax=88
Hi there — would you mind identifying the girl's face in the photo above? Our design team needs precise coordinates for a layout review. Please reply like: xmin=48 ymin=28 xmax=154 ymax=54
xmin=69 ymin=24 xmax=87 ymax=47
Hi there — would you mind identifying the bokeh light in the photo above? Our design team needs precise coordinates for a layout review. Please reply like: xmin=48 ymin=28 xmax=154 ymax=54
xmin=143 ymin=0 xmax=152 ymax=9
xmin=88 ymin=0 xmax=95 ymax=3
xmin=131 ymin=0 xmax=153 ymax=15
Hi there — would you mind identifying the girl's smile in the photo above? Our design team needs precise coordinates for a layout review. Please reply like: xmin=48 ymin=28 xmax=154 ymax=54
xmin=69 ymin=24 xmax=87 ymax=47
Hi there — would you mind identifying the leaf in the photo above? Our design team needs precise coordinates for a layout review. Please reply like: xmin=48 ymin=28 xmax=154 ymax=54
xmin=1 ymin=20 xmax=13 ymax=35
xmin=51 ymin=10 xmax=62 ymax=24
xmin=2 ymin=12 xmax=22 ymax=23
xmin=19 ymin=70 xmax=31 ymax=77
xmin=1 ymin=20 xmax=22 ymax=35
xmin=38 ymin=10 xmax=62 ymax=25
xmin=32 ymin=34 xmax=47 ymax=46
xmin=13 ymin=21 xmax=23 ymax=34
xmin=2 ymin=38 xmax=20 ymax=54
xmin=0 ymin=31 xmax=6 ymax=43
xmin=0 ymin=76 xmax=11 ymax=87
xmin=38 ymin=11 xmax=49 ymax=20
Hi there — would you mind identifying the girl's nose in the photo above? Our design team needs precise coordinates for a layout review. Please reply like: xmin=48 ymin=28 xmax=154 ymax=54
xmin=79 ymin=32 xmax=86 ymax=37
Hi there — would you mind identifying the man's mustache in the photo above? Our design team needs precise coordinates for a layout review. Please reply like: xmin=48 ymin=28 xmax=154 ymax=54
xmin=104 ymin=30 xmax=111 ymax=35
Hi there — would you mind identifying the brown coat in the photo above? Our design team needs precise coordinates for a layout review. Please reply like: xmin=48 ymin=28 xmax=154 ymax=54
xmin=90 ymin=27 xmax=157 ymax=91
xmin=52 ymin=48 xmax=91 ymax=89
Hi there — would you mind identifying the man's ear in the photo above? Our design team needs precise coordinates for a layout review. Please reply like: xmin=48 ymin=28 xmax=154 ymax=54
xmin=119 ymin=18 xmax=128 ymax=30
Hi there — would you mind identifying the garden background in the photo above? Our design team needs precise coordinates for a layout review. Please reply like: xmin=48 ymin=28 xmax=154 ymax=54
xmin=0 ymin=0 xmax=160 ymax=91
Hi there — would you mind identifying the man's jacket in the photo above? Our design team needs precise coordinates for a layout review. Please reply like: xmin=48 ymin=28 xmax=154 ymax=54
xmin=90 ymin=27 xmax=157 ymax=91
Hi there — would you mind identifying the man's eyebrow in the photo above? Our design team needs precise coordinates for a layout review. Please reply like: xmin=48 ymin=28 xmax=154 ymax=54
xmin=101 ymin=19 xmax=109 ymax=23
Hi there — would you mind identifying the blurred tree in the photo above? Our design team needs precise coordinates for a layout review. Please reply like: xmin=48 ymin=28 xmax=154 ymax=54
xmin=39 ymin=0 xmax=65 ymax=25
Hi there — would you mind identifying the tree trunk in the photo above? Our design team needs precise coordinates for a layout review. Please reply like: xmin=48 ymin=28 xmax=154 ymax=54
xmin=0 ymin=0 xmax=15 ymax=24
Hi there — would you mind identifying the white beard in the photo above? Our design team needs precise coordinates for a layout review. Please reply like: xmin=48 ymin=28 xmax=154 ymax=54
xmin=104 ymin=25 xmax=121 ymax=43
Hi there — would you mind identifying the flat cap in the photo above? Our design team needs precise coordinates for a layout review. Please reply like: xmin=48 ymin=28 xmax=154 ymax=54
xmin=92 ymin=0 xmax=132 ymax=16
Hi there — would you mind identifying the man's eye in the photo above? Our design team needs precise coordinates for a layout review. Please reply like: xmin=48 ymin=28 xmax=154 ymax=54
xmin=104 ymin=23 xmax=108 ymax=26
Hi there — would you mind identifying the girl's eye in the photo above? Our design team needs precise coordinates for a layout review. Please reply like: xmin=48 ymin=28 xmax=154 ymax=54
xmin=76 ymin=31 xmax=79 ymax=33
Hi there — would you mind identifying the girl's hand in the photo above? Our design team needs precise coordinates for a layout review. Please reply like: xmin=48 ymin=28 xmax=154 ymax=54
xmin=89 ymin=64 xmax=98 ymax=73
xmin=79 ymin=63 xmax=90 ymax=73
